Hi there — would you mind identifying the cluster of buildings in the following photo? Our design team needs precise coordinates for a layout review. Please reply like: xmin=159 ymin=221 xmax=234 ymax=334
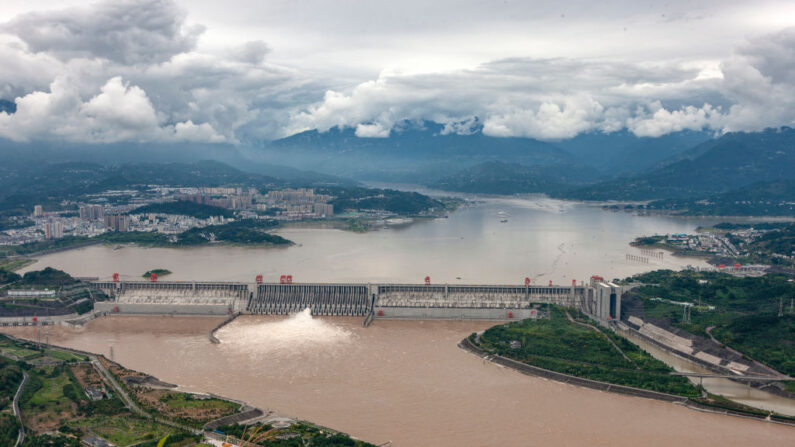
xmin=181 ymin=186 xmax=259 ymax=210
xmin=665 ymin=232 xmax=739 ymax=257
xmin=179 ymin=187 xmax=336 ymax=220
xmin=127 ymin=213 xmax=230 ymax=234
xmin=256 ymin=188 xmax=334 ymax=219
xmin=0 ymin=186 xmax=340 ymax=247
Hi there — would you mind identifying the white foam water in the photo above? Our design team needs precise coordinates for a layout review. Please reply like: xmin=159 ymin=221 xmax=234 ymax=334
xmin=215 ymin=309 xmax=354 ymax=357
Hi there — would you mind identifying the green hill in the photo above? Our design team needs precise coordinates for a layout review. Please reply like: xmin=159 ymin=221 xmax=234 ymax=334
xmin=429 ymin=161 xmax=597 ymax=195
xmin=560 ymin=127 xmax=795 ymax=201
xmin=130 ymin=200 xmax=234 ymax=219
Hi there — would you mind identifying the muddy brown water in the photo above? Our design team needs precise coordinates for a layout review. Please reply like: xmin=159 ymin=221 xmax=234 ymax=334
xmin=5 ymin=315 xmax=793 ymax=446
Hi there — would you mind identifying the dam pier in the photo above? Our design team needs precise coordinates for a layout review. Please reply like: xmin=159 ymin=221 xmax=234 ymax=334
xmin=89 ymin=274 xmax=624 ymax=324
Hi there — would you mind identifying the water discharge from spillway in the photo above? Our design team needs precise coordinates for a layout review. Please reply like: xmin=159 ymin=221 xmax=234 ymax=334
xmin=215 ymin=308 xmax=354 ymax=362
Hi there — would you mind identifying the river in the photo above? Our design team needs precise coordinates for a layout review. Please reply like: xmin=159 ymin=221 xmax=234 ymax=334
xmin=20 ymin=196 xmax=711 ymax=283
xmin=3 ymin=315 xmax=793 ymax=446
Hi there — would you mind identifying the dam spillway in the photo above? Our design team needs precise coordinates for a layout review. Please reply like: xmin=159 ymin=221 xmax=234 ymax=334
xmin=90 ymin=278 xmax=622 ymax=323
xmin=251 ymin=283 xmax=371 ymax=316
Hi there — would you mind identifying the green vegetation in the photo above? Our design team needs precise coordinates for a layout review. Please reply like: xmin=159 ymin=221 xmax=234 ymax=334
xmin=0 ymin=413 xmax=20 ymax=446
xmin=0 ymin=257 xmax=34 ymax=273
xmin=0 ymin=267 xmax=21 ymax=285
xmin=68 ymin=415 xmax=176 ymax=446
xmin=626 ymin=270 xmax=795 ymax=376
xmin=143 ymin=269 xmax=172 ymax=279
xmin=130 ymin=389 xmax=239 ymax=428
xmin=176 ymin=219 xmax=289 ymax=246
xmin=430 ymin=160 xmax=596 ymax=195
xmin=712 ymin=315 xmax=794 ymax=377
xmin=130 ymin=201 xmax=234 ymax=219
xmin=736 ymin=224 xmax=795 ymax=268
xmin=1 ymin=219 xmax=291 ymax=257
xmin=648 ymin=180 xmax=795 ymax=216
xmin=21 ymin=433 xmax=81 ymax=446
xmin=2 ymin=346 xmax=41 ymax=360
xmin=345 ymin=219 xmax=370 ymax=233
xmin=17 ymin=267 xmax=78 ymax=287
xmin=44 ymin=350 xmax=88 ymax=363
xmin=318 ymin=186 xmax=446 ymax=215
xmin=215 ymin=422 xmax=376 ymax=447
xmin=477 ymin=306 xmax=699 ymax=396
xmin=159 ymin=393 xmax=236 ymax=412
xmin=558 ymin=127 xmax=795 ymax=205
xmin=0 ymin=354 xmax=23 ymax=410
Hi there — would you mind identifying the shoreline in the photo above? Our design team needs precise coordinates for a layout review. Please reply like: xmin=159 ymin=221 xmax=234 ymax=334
xmin=459 ymin=336 xmax=795 ymax=426
xmin=0 ymin=326 xmax=366 ymax=443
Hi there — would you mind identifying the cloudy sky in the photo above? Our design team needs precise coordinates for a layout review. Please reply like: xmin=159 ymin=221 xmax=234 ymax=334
xmin=0 ymin=0 xmax=793 ymax=143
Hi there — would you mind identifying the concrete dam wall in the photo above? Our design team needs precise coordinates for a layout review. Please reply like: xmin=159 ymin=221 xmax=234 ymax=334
xmin=92 ymin=281 xmax=249 ymax=315
xmin=90 ymin=280 xmax=621 ymax=322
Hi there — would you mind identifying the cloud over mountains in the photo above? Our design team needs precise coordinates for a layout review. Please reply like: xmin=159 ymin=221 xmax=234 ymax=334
xmin=0 ymin=0 xmax=793 ymax=144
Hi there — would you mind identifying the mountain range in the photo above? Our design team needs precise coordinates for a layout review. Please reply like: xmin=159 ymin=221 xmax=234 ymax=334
xmin=262 ymin=121 xmax=712 ymax=184
xmin=561 ymin=127 xmax=795 ymax=201
xmin=3 ymin=120 xmax=795 ymax=216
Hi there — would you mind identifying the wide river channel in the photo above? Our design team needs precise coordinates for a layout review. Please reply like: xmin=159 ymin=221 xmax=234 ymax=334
xmin=21 ymin=196 xmax=711 ymax=283
xmin=10 ymin=196 xmax=794 ymax=445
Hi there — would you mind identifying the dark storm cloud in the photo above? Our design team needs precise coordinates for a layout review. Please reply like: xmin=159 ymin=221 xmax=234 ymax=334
xmin=3 ymin=0 xmax=204 ymax=64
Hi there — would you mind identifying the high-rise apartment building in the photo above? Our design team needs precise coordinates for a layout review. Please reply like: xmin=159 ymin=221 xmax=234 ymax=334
xmin=79 ymin=204 xmax=105 ymax=221
xmin=44 ymin=221 xmax=64 ymax=239
xmin=104 ymin=215 xmax=130 ymax=232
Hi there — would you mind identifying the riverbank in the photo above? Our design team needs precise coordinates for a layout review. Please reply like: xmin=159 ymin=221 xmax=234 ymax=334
xmin=0 ymin=330 xmax=376 ymax=446
xmin=461 ymin=333 xmax=795 ymax=426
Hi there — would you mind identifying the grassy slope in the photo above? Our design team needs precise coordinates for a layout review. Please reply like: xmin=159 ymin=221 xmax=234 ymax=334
xmin=477 ymin=307 xmax=699 ymax=396
xmin=627 ymin=270 xmax=795 ymax=376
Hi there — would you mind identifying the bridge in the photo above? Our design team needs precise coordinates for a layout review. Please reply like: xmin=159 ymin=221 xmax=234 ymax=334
xmin=90 ymin=275 xmax=624 ymax=322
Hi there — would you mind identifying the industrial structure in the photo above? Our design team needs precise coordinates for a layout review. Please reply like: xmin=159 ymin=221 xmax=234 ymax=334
xmin=90 ymin=274 xmax=624 ymax=323
xmin=93 ymin=280 xmax=248 ymax=315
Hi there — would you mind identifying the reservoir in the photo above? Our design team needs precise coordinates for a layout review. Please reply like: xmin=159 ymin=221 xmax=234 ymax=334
xmin=20 ymin=196 xmax=711 ymax=283
xmin=4 ymin=315 xmax=793 ymax=446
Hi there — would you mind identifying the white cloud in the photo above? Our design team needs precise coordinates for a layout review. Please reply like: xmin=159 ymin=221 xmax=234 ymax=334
xmin=627 ymin=103 xmax=723 ymax=138
xmin=0 ymin=76 xmax=225 ymax=143
xmin=0 ymin=0 xmax=793 ymax=145
xmin=355 ymin=122 xmax=390 ymax=138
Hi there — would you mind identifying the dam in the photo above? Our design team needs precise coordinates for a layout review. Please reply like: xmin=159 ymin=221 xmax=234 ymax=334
xmin=88 ymin=275 xmax=623 ymax=323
